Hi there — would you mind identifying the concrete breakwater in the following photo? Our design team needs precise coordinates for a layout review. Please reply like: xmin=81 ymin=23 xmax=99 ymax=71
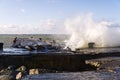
xmin=0 ymin=53 xmax=95 ymax=71
xmin=1 ymin=51 xmax=120 ymax=72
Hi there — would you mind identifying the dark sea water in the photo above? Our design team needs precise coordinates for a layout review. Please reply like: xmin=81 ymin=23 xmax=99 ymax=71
xmin=22 ymin=70 xmax=120 ymax=80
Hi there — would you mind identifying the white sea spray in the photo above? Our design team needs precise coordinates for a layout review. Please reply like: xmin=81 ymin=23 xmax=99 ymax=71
xmin=65 ymin=13 xmax=120 ymax=50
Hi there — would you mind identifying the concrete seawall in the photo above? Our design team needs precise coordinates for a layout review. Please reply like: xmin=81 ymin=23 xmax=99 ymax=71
xmin=0 ymin=51 xmax=120 ymax=71
xmin=0 ymin=53 xmax=92 ymax=71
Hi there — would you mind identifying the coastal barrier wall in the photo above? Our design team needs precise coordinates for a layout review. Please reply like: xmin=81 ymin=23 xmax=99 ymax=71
xmin=0 ymin=52 xmax=120 ymax=71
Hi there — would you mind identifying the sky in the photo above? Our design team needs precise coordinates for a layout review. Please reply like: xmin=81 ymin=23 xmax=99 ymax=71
xmin=0 ymin=0 xmax=120 ymax=34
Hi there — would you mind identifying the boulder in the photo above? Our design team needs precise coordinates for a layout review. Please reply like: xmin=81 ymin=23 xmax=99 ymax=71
xmin=29 ymin=69 xmax=39 ymax=75
xmin=0 ymin=75 xmax=12 ymax=80
xmin=0 ymin=69 xmax=18 ymax=80
xmin=7 ymin=65 xmax=16 ymax=70
xmin=16 ymin=72 xmax=22 ymax=80
xmin=16 ymin=66 xmax=26 ymax=72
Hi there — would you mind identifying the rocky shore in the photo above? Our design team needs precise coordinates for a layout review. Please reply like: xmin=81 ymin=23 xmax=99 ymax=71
xmin=86 ymin=57 xmax=120 ymax=71
xmin=0 ymin=65 xmax=67 ymax=80
xmin=0 ymin=48 xmax=120 ymax=80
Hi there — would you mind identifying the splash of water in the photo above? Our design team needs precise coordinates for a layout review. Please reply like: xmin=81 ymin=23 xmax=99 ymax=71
xmin=65 ymin=13 xmax=120 ymax=50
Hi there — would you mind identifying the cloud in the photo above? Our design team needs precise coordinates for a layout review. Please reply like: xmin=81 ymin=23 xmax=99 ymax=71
xmin=0 ymin=19 xmax=65 ymax=34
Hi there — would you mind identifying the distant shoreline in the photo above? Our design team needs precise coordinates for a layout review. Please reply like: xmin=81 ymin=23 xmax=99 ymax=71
xmin=0 ymin=34 xmax=69 ymax=35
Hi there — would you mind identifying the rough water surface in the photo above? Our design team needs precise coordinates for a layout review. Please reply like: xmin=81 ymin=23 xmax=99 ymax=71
xmin=22 ymin=70 xmax=120 ymax=80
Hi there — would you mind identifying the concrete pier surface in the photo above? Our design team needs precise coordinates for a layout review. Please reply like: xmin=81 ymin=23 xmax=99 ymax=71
xmin=0 ymin=48 xmax=120 ymax=71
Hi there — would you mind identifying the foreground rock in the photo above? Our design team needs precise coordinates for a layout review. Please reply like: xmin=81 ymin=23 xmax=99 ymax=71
xmin=85 ymin=57 xmax=120 ymax=70
xmin=29 ymin=69 xmax=39 ymax=75
xmin=0 ymin=65 xmax=66 ymax=80
xmin=0 ymin=75 xmax=13 ymax=80
xmin=0 ymin=69 xmax=18 ymax=80
xmin=0 ymin=65 xmax=28 ymax=80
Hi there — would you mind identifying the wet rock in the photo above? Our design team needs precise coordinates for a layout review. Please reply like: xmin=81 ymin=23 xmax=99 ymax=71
xmin=99 ymin=60 xmax=120 ymax=69
xmin=16 ymin=71 xmax=28 ymax=80
xmin=108 ymin=69 xmax=116 ymax=73
xmin=16 ymin=66 xmax=26 ymax=72
xmin=16 ymin=66 xmax=28 ymax=79
xmin=85 ymin=60 xmax=100 ymax=67
xmin=16 ymin=72 xmax=22 ymax=80
xmin=0 ymin=69 xmax=18 ymax=80
xmin=7 ymin=65 xmax=16 ymax=70
xmin=0 ymin=69 xmax=13 ymax=75
xmin=86 ymin=57 xmax=120 ymax=71
xmin=0 ymin=75 xmax=13 ymax=80
xmin=29 ymin=69 xmax=39 ymax=75
xmin=0 ymin=66 xmax=22 ymax=80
